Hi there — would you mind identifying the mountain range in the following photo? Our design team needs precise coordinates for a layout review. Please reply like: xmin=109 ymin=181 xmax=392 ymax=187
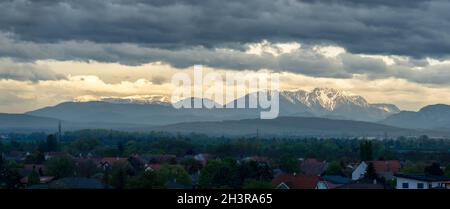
xmin=1 ymin=87 xmax=450 ymax=137
xmin=381 ymin=104 xmax=450 ymax=130
xmin=26 ymin=88 xmax=401 ymax=125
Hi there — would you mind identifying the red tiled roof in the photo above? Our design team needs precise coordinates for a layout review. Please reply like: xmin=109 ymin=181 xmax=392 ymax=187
xmin=272 ymin=173 xmax=320 ymax=189
xmin=145 ymin=163 xmax=162 ymax=171
xmin=369 ymin=160 xmax=400 ymax=173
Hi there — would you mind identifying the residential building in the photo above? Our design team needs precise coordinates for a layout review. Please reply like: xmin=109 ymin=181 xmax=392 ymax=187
xmin=272 ymin=173 xmax=322 ymax=189
xmin=395 ymin=173 xmax=450 ymax=189
xmin=352 ymin=161 xmax=367 ymax=180
xmin=352 ymin=160 xmax=400 ymax=180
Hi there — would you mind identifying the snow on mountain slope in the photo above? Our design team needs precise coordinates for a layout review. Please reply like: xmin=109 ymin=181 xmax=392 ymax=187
xmin=74 ymin=95 xmax=171 ymax=105
xmin=279 ymin=88 xmax=400 ymax=121
xmin=66 ymin=87 xmax=400 ymax=122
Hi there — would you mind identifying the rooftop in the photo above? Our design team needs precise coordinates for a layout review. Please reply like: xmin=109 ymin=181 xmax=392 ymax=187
xmin=272 ymin=173 xmax=320 ymax=189
xmin=394 ymin=173 xmax=450 ymax=182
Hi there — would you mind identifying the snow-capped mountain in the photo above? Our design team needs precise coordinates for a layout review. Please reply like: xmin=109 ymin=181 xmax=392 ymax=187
xmin=75 ymin=95 xmax=171 ymax=105
xmin=281 ymin=88 xmax=368 ymax=112
xmin=278 ymin=88 xmax=400 ymax=121
xmin=38 ymin=87 xmax=399 ymax=124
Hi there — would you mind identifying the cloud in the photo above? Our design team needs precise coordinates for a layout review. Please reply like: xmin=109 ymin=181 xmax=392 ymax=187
xmin=4 ymin=31 xmax=450 ymax=85
xmin=0 ymin=58 xmax=65 ymax=82
xmin=0 ymin=0 xmax=449 ymax=58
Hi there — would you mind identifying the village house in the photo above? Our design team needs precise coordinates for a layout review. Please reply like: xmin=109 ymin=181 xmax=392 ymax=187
xmin=352 ymin=161 xmax=367 ymax=180
xmin=352 ymin=160 xmax=400 ymax=180
xmin=321 ymin=175 xmax=351 ymax=189
xmin=371 ymin=160 xmax=401 ymax=180
xmin=272 ymin=173 xmax=327 ymax=189
xmin=98 ymin=157 xmax=128 ymax=170
xmin=194 ymin=153 xmax=213 ymax=166
xmin=140 ymin=154 xmax=177 ymax=164
xmin=395 ymin=173 xmax=450 ymax=189
xmin=144 ymin=163 xmax=162 ymax=172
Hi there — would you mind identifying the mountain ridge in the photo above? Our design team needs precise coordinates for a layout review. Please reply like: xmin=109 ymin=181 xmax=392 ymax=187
xmin=25 ymin=87 xmax=401 ymax=125
xmin=150 ymin=116 xmax=448 ymax=137
xmin=381 ymin=104 xmax=450 ymax=130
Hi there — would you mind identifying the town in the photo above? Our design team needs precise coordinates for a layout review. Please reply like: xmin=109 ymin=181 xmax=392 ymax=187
xmin=1 ymin=129 xmax=450 ymax=189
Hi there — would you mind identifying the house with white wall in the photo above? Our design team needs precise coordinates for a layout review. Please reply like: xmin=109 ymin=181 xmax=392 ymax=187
xmin=395 ymin=173 xmax=450 ymax=189
xmin=352 ymin=161 xmax=367 ymax=180
xmin=351 ymin=160 xmax=401 ymax=181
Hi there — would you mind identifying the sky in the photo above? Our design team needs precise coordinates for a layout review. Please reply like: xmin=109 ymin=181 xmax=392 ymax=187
xmin=1 ymin=0 xmax=450 ymax=113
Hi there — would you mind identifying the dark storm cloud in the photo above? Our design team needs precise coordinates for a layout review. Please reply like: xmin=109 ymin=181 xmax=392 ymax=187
xmin=3 ymin=31 xmax=450 ymax=85
xmin=301 ymin=0 xmax=431 ymax=8
xmin=1 ymin=0 xmax=450 ymax=58
xmin=0 ymin=32 xmax=351 ymax=79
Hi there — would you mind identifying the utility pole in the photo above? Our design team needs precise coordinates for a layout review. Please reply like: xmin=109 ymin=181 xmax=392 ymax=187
xmin=256 ymin=128 xmax=259 ymax=140
xmin=58 ymin=120 xmax=62 ymax=142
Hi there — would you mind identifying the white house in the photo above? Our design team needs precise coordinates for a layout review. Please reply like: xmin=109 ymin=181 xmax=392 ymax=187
xmin=351 ymin=161 xmax=367 ymax=180
xmin=395 ymin=173 xmax=450 ymax=189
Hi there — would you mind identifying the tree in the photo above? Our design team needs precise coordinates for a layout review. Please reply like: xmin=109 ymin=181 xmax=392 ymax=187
xmin=25 ymin=151 xmax=45 ymax=164
xmin=237 ymin=161 xmax=273 ymax=184
xmin=242 ymin=179 xmax=273 ymax=189
xmin=69 ymin=138 xmax=100 ymax=156
xmin=324 ymin=161 xmax=342 ymax=176
xmin=0 ymin=154 xmax=4 ymax=170
xmin=27 ymin=168 xmax=40 ymax=186
xmin=76 ymin=159 xmax=98 ymax=178
xmin=46 ymin=134 xmax=59 ymax=152
xmin=0 ymin=160 xmax=21 ymax=189
xmin=112 ymin=168 xmax=126 ymax=189
xmin=199 ymin=160 xmax=238 ymax=188
xmin=360 ymin=140 xmax=373 ymax=161
xmin=181 ymin=158 xmax=203 ymax=174
xmin=444 ymin=165 xmax=450 ymax=178
xmin=276 ymin=155 xmax=300 ymax=173
xmin=401 ymin=162 xmax=426 ymax=174
xmin=117 ymin=141 xmax=125 ymax=157
xmin=127 ymin=156 xmax=144 ymax=173
xmin=157 ymin=164 xmax=191 ymax=186
xmin=365 ymin=162 xmax=378 ymax=180
xmin=424 ymin=162 xmax=444 ymax=176
xmin=101 ymin=169 xmax=110 ymax=189
xmin=127 ymin=171 xmax=164 ymax=189
xmin=45 ymin=156 xmax=75 ymax=178
xmin=110 ymin=162 xmax=130 ymax=189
